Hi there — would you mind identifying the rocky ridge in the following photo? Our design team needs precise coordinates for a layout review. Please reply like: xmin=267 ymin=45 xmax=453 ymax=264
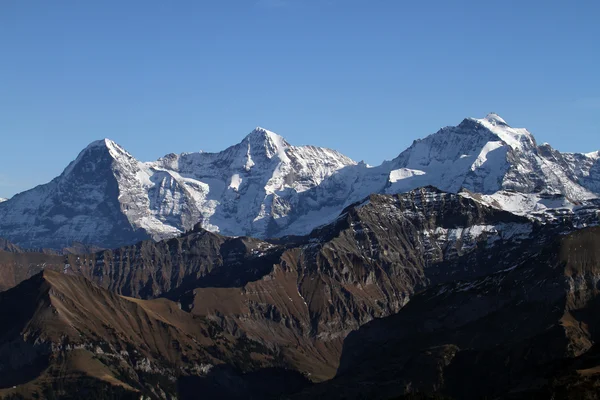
xmin=1 ymin=188 xmax=575 ymax=384
xmin=0 ymin=188 xmax=599 ymax=398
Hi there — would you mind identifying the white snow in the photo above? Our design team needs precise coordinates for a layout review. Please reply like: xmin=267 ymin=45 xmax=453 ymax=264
xmin=229 ymin=174 xmax=242 ymax=191
xmin=262 ymin=127 xmax=291 ymax=163
xmin=470 ymin=141 xmax=503 ymax=170
xmin=473 ymin=113 xmax=535 ymax=151
xmin=389 ymin=168 xmax=426 ymax=183
xmin=462 ymin=191 xmax=576 ymax=217
xmin=586 ymin=150 xmax=600 ymax=160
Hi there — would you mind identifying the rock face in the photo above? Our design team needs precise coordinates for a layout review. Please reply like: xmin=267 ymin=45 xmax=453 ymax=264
xmin=299 ymin=227 xmax=600 ymax=399
xmin=0 ymin=115 xmax=598 ymax=250
xmin=0 ymin=188 xmax=555 ymax=380
xmin=0 ymin=140 xmax=150 ymax=249
xmin=182 ymin=188 xmax=549 ymax=380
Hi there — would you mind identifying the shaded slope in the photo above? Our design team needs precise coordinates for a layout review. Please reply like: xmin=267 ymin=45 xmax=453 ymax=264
xmin=297 ymin=227 xmax=600 ymax=399
xmin=64 ymin=227 xmax=282 ymax=299
xmin=0 ymin=270 xmax=302 ymax=399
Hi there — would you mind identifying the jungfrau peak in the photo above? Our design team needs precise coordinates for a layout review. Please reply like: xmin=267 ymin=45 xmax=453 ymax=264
xmin=475 ymin=112 xmax=536 ymax=151
xmin=0 ymin=115 xmax=597 ymax=250
xmin=385 ymin=113 xmax=598 ymax=211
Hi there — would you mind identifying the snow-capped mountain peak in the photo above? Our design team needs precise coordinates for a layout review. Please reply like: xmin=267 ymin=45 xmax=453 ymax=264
xmin=0 ymin=198 xmax=6 ymax=203
xmin=82 ymin=138 xmax=129 ymax=157
xmin=243 ymin=127 xmax=291 ymax=162
xmin=62 ymin=138 xmax=133 ymax=178
xmin=471 ymin=113 xmax=535 ymax=151
xmin=379 ymin=114 xmax=598 ymax=212
xmin=246 ymin=126 xmax=285 ymax=142
xmin=482 ymin=112 xmax=508 ymax=126
xmin=587 ymin=150 xmax=600 ymax=160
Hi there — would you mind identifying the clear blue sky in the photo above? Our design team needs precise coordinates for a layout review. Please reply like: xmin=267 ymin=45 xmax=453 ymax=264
xmin=1 ymin=0 xmax=598 ymax=198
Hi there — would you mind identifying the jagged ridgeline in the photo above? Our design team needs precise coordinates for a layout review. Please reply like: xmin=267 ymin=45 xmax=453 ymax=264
xmin=1 ymin=185 xmax=599 ymax=398
xmin=0 ymin=114 xmax=597 ymax=250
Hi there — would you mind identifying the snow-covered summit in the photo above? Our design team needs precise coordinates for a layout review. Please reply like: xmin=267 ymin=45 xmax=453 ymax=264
xmin=0 ymin=198 xmax=6 ymax=203
xmin=380 ymin=114 xmax=598 ymax=215
xmin=62 ymin=138 xmax=133 ymax=177
xmin=80 ymin=138 xmax=130 ymax=157
xmin=482 ymin=112 xmax=508 ymax=125
xmin=587 ymin=150 xmax=600 ymax=160
xmin=0 ymin=127 xmax=357 ymax=248
xmin=242 ymin=126 xmax=291 ymax=163
xmin=245 ymin=126 xmax=288 ymax=145
xmin=469 ymin=113 xmax=535 ymax=151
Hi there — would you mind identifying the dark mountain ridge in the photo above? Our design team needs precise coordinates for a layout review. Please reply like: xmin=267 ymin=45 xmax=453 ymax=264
xmin=298 ymin=227 xmax=600 ymax=399
xmin=0 ymin=187 xmax=598 ymax=398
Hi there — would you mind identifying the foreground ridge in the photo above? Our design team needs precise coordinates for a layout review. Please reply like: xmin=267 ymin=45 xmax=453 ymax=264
xmin=0 ymin=188 xmax=599 ymax=398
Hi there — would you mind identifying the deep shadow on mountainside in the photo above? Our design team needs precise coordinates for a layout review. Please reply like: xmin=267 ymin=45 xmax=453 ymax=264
xmin=0 ymin=188 xmax=599 ymax=398
xmin=294 ymin=227 xmax=600 ymax=399
xmin=0 ymin=270 xmax=311 ymax=399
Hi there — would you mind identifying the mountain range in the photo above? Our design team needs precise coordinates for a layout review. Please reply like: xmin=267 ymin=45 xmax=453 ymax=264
xmin=1 ymin=114 xmax=600 ymax=399
xmin=1 ymin=186 xmax=599 ymax=398
xmin=0 ymin=113 xmax=598 ymax=250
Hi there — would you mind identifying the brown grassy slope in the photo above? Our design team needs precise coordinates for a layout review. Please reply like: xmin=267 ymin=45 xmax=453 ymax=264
xmin=0 ymin=270 xmax=285 ymax=399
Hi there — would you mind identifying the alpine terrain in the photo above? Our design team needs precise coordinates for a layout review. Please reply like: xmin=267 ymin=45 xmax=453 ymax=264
xmin=0 ymin=114 xmax=599 ymax=399
xmin=0 ymin=114 xmax=597 ymax=250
